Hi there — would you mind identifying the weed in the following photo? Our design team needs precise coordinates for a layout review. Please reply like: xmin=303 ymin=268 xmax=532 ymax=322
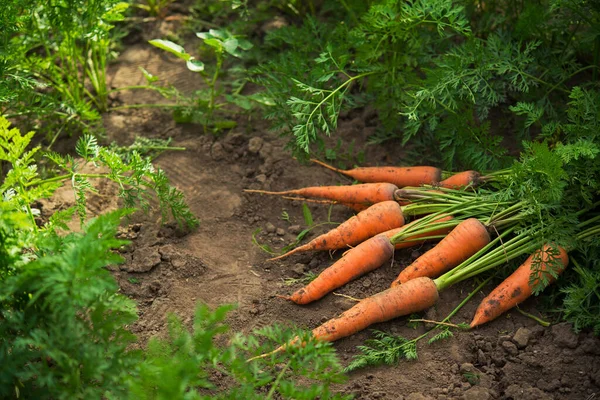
xmin=149 ymin=29 xmax=258 ymax=133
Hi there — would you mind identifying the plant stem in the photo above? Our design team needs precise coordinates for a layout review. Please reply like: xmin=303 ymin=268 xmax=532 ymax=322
xmin=109 ymin=103 xmax=182 ymax=111
xmin=25 ymin=173 xmax=107 ymax=188
xmin=515 ymin=306 xmax=550 ymax=327
xmin=265 ymin=360 xmax=291 ymax=400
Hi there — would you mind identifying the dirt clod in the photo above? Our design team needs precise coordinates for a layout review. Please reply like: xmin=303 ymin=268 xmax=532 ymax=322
xmin=552 ymin=322 xmax=579 ymax=349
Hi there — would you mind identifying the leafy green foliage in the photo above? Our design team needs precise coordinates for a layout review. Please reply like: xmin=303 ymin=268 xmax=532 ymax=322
xmin=0 ymin=115 xmax=197 ymax=228
xmin=344 ymin=330 xmax=417 ymax=372
xmin=149 ymin=29 xmax=256 ymax=133
xmin=129 ymin=303 xmax=351 ymax=399
xmin=255 ymin=0 xmax=600 ymax=169
xmin=561 ymin=248 xmax=600 ymax=335
xmin=1 ymin=0 xmax=128 ymax=139
xmin=0 ymin=208 xmax=140 ymax=399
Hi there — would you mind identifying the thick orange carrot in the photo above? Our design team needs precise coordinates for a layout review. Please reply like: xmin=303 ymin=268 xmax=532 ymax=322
xmin=470 ymin=244 xmax=569 ymax=328
xmin=283 ymin=234 xmax=394 ymax=304
xmin=383 ymin=214 xmax=454 ymax=250
xmin=392 ymin=218 xmax=490 ymax=285
xmin=311 ymin=277 xmax=439 ymax=342
xmin=310 ymin=159 xmax=442 ymax=188
xmin=439 ymin=171 xmax=481 ymax=189
xmin=269 ymin=201 xmax=405 ymax=261
xmin=244 ymin=182 xmax=398 ymax=205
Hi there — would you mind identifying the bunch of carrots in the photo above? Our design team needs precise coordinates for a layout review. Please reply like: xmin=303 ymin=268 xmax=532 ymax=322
xmin=245 ymin=158 xmax=599 ymax=355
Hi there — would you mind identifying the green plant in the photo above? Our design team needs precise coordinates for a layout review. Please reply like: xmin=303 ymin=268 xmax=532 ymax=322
xmin=256 ymin=0 xmax=600 ymax=169
xmin=149 ymin=29 xmax=256 ymax=133
xmin=1 ymin=0 xmax=128 ymax=142
xmin=133 ymin=0 xmax=175 ymax=18
xmin=0 ymin=115 xmax=197 ymax=228
xmin=0 ymin=207 xmax=140 ymax=399
xmin=128 ymin=303 xmax=351 ymax=399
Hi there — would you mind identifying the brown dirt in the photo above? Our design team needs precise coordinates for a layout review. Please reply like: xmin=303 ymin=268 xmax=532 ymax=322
xmin=49 ymin=29 xmax=600 ymax=400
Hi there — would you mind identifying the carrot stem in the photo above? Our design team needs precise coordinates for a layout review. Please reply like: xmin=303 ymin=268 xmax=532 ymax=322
xmin=435 ymin=230 xmax=537 ymax=290
xmin=515 ymin=306 xmax=551 ymax=327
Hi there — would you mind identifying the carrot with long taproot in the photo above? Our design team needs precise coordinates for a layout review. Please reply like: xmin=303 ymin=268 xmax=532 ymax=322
xmin=244 ymin=182 xmax=398 ymax=205
xmin=311 ymin=277 xmax=439 ymax=342
xmin=470 ymin=244 xmax=569 ymax=328
xmin=392 ymin=218 xmax=490 ymax=285
xmin=247 ymin=277 xmax=439 ymax=361
xmin=282 ymin=234 xmax=394 ymax=304
xmin=269 ymin=201 xmax=405 ymax=261
xmin=310 ymin=159 xmax=442 ymax=188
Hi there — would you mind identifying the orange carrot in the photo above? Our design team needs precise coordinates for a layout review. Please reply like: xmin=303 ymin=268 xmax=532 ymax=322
xmin=244 ymin=182 xmax=398 ymax=205
xmin=311 ymin=277 xmax=439 ymax=342
xmin=383 ymin=214 xmax=454 ymax=249
xmin=282 ymin=234 xmax=394 ymax=304
xmin=439 ymin=171 xmax=481 ymax=189
xmin=249 ymin=277 xmax=439 ymax=360
xmin=269 ymin=201 xmax=405 ymax=261
xmin=470 ymin=244 xmax=569 ymax=328
xmin=392 ymin=218 xmax=490 ymax=285
xmin=310 ymin=159 xmax=442 ymax=188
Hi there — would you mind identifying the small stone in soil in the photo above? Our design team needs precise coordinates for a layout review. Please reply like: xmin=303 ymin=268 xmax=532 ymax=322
xmin=512 ymin=327 xmax=532 ymax=349
xmin=247 ymin=137 xmax=263 ymax=153
xmin=292 ymin=263 xmax=306 ymax=275
xmin=255 ymin=173 xmax=267 ymax=183
xmin=288 ymin=224 xmax=301 ymax=234
xmin=265 ymin=222 xmax=276 ymax=233
xmin=276 ymin=228 xmax=285 ymax=236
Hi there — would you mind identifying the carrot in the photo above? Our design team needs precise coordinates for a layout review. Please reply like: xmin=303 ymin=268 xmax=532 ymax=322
xmin=310 ymin=159 xmax=442 ymax=188
xmin=311 ymin=277 xmax=439 ymax=342
xmin=470 ymin=244 xmax=569 ymax=328
xmin=383 ymin=214 xmax=454 ymax=249
xmin=391 ymin=218 xmax=490 ymax=285
xmin=439 ymin=171 xmax=481 ymax=189
xmin=244 ymin=182 xmax=398 ymax=205
xmin=282 ymin=234 xmax=394 ymax=304
xmin=269 ymin=201 xmax=405 ymax=261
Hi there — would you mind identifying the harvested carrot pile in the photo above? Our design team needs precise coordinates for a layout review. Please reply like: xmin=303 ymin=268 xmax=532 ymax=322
xmin=246 ymin=149 xmax=600 ymax=362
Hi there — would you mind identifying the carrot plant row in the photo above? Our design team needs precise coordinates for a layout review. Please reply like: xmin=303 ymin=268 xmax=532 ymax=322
xmin=246 ymin=152 xmax=600 ymax=360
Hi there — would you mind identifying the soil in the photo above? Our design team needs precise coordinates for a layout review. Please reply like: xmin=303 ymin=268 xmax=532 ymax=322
xmin=45 ymin=19 xmax=600 ymax=400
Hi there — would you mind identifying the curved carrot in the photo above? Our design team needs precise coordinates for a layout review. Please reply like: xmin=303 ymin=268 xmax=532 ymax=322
xmin=250 ymin=277 xmax=439 ymax=360
xmin=383 ymin=215 xmax=454 ymax=250
xmin=392 ymin=218 xmax=490 ymax=285
xmin=310 ymin=159 xmax=442 ymax=188
xmin=244 ymin=182 xmax=398 ymax=205
xmin=439 ymin=171 xmax=481 ymax=189
xmin=470 ymin=244 xmax=569 ymax=328
xmin=311 ymin=277 xmax=439 ymax=342
xmin=269 ymin=201 xmax=405 ymax=261
xmin=283 ymin=234 xmax=394 ymax=304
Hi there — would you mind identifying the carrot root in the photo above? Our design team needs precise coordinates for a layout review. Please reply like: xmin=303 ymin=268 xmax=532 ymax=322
xmin=312 ymin=277 xmax=439 ymax=342
xmin=392 ymin=218 xmax=490 ymax=285
xmin=286 ymin=234 xmax=394 ymax=304
xmin=269 ymin=201 xmax=405 ymax=261
xmin=310 ymin=159 xmax=442 ymax=188
xmin=470 ymin=244 xmax=569 ymax=328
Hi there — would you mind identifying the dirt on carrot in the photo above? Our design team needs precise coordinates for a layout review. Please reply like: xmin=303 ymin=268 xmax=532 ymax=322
xmin=470 ymin=244 xmax=569 ymax=328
